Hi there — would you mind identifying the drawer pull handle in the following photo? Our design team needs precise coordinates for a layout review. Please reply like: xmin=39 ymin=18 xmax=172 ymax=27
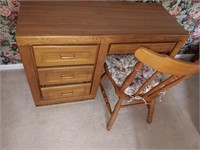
xmin=62 ymin=92 xmax=73 ymax=96
xmin=60 ymin=54 xmax=75 ymax=59
xmin=61 ymin=75 xmax=74 ymax=79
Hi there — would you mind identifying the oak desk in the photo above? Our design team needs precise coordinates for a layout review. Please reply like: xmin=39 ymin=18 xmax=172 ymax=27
xmin=16 ymin=1 xmax=188 ymax=106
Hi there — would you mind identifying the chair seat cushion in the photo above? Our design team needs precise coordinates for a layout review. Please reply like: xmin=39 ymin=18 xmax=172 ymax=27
xmin=105 ymin=54 xmax=163 ymax=96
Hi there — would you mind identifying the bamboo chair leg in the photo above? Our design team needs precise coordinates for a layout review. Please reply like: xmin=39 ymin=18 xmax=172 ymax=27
xmin=146 ymin=99 xmax=156 ymax=124
xmin=99 ymin=82 xmax=112 ymax=115
xmin=107 ymin=98 xmax=123 ymax=131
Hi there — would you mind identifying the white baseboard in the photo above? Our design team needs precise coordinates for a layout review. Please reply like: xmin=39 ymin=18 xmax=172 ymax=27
xmin=0 ymin=64 xmax=24 ymax=71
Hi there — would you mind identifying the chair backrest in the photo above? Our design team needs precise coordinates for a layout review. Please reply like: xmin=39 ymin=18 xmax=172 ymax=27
xmin=120 ymin=47 xmax=199 ymax=101
xmin=135 ymin=47 xmax=199 ymax=76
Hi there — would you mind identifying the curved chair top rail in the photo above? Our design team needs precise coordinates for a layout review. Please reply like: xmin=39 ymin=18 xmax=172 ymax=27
xmin=135 ymin=47 xmax=200 ymax=76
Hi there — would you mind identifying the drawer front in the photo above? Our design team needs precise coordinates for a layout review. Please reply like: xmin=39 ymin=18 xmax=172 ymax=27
xmin=38 ymin=66 xmax=94 ymax=85
xmin=33 ymin=45 xmax=98 ymax=67
xmin=109 ymin=42 xmax=176 ymax=54
xmin=41 ymin=83 xmax=91 ymax=101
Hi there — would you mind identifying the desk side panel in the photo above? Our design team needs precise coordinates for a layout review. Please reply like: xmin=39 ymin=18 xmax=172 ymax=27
xmin=18 ymin=45 xmax=42 ymax=106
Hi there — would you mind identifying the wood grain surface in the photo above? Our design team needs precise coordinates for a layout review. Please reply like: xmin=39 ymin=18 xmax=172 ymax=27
xmin=16 ymin=1 xmax=187 ymax=36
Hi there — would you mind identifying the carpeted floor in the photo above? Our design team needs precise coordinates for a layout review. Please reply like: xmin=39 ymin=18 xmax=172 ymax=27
xmin=0 ymin=69 xmax=199 ymax=150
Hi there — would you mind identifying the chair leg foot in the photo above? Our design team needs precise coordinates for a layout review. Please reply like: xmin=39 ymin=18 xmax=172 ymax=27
xmin=107 ymin=124 xmax=112 ymax=131
xmin=146 ymin=118 xmax=152 ymax=124
xmin=146 ymin=99 xmax=156 ymax=124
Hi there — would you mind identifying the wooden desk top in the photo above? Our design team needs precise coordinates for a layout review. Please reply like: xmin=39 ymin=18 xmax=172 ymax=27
xmin=16 ymin=1 xmax=187 ymax=37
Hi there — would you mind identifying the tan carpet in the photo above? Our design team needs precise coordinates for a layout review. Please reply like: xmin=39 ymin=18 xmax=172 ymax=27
xmin=1 ymin=69 xmax=199 ymax=150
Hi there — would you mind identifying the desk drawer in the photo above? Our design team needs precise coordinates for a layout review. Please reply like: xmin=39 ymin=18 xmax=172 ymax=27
xmin=33 ymin=45 xmax=98 ymax=67
xmin=41 ymin=83 xmax=91 ymax=101
xmin=38 ymin=66 xmax=94 ymax=85
xmin=109 ymin=42 xmax=176 ymax=54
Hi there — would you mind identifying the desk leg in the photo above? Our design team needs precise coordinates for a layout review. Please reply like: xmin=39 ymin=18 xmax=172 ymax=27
xmin=91 ymin=42 xmax=110 ymax=96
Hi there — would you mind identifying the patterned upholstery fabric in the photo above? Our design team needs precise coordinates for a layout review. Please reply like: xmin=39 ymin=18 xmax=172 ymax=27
xmin=106 ymin=54 xmax=163 ymax=96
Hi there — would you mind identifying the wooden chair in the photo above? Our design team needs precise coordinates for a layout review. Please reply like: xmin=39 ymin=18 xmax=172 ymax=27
xmin=100 ymin=47 xmax=199 ymax=131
